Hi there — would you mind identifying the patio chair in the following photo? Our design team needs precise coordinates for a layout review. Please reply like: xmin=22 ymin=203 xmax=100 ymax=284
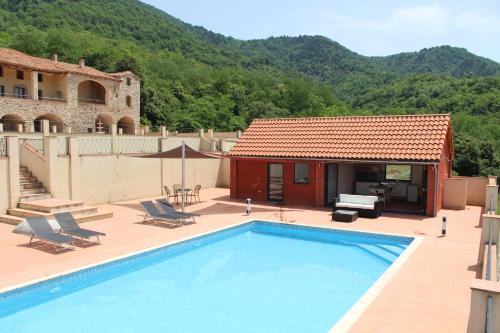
xmin=156 ymin=198 xmax=197 ymax=223
xmin=54 ymin=212 xmax=106 ymax=246
xmin=187 ymin=185 xmax=201 ymax=204
xmin=24 ymin=216 xmax=76 ymax=252
xmin=140 ymin=201 xmax=190 ymax=225
xmin=164 ymin=186 xmax=178 ymax=204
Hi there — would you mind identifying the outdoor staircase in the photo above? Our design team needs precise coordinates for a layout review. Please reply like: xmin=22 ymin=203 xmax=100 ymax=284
xmin=18 ymin=166 xmax=51 ymax=202
xmin=0 ymin=166 xmax=113 ymax=225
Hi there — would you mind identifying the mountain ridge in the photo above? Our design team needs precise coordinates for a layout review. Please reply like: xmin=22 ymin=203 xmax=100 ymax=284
xmin=0 ymin=0 xmax=498 ymax=176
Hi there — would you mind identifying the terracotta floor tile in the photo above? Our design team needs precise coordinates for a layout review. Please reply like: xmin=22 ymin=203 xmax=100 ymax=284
xmin=0 ymin=188 xmax=483 ymax=332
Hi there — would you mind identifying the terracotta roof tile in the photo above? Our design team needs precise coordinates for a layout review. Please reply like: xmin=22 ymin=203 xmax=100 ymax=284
xmin=229 ymin=114 xmax=451 ymax=162
xmin=0 ymin=48 xmax=119 ymax=81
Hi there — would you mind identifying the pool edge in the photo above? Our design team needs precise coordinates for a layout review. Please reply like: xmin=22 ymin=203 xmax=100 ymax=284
xmin=0 ymin=219 xmax=253 ymax=295
xmin=328 ymin=233 xmax=424 ymax=332
xmin=1 ymin=218 xmax=422 ymax=331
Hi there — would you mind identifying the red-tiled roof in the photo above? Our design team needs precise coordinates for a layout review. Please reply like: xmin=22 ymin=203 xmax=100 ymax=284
xmin=0 ymin=48 xmax=119 ymax=81
xmin=229 ymin=114 xmax=451 ymax=162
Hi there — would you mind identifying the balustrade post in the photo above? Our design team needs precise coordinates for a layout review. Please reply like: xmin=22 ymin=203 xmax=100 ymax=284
xmin=68 ymin=137 xmax=81 ymax=200
xmin=6 ymin=136 xmax=20 ymax=209
xmin=42 ymin=119 xmax=50 ymax=136
xmin=111 ymin=123 xmax=117 ymax=154
xmin=44 ymin=136 xmax=58 ymax=195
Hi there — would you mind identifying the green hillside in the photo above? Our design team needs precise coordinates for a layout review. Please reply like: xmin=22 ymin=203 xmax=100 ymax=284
xmin=370 ymin=46 xmax=500 ymax=77
xmin=0 ymin=0 xmax=498 ymax=176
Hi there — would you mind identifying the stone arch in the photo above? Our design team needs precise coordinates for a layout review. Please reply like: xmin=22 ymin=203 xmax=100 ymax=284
xmin=78 ymin=80 xmax=106 ymax=104
xmin=0 ymin=114 xmax=24 ymax=132
xmin=95 ymin=113 xmax=113 ymax=134
xmin=34 ymin=114 xmax=64 ymax=133
xmin=117 ymin=116 xmax=135 ymax=135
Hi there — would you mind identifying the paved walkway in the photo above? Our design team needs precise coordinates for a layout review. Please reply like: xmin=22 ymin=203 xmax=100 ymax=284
xmin=0 ymin=188 xmax=482 ymax=332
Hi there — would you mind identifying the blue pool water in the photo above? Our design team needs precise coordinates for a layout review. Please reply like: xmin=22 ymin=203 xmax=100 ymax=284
xmin=0 ymin=221 xmax=412 ymax=332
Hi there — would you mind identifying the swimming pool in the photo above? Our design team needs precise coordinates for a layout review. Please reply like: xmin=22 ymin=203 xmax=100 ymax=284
xmin=0 ymin=221 xmax=414 ymax=332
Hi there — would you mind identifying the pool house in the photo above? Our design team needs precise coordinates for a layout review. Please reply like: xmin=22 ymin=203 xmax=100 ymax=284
xmin=228 ymin=114 xmax=454 ymax=216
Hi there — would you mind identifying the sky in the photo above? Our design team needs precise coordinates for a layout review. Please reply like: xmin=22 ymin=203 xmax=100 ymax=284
xmin=142 ymin=0 xmax=500 ymax=62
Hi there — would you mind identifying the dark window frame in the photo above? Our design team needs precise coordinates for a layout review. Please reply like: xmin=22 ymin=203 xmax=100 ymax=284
xmin=16 ymin=70 xmax=24 ymax=80
xmin=13 ymin=86 xmax=27 ymax=99
xmin=294 ymin=163 xmax=310 ymax=184
xmin=0 ymin=85 xmax=5 ymax=97
xmin=267 ymin=163 xmax=284 ymax=202
xmin=0 ymin=66 xmax=3 ymax=77
xmin=384 ymin=164 xmax=412 ymax=182
xmin=126 ymin=77 xmax=132 ymax=86
xmin=38 ymin=89 xmax=43 ymax=99
xmin=126 ymin=95 xmax=132 ymax=107
xmin=38 ymin=73 xmax=43 ymax=82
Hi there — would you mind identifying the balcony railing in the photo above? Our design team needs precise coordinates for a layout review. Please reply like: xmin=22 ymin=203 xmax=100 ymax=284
xmin=0 ymin=92 xmax=66 ymax=102
xmin=78 ymin=98 xmax=105 ymax=104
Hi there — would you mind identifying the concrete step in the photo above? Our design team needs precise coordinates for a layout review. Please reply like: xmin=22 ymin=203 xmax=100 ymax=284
xmin=18 ymin=199 xmax=84 ymax=213
xmin=75 ymin=211 xmax=113 ymax=224
xmin=19 ymin=176 xmax=37 ymax=183
xmin=19 ymin=166 xmax=28 ymax=172
xmin=7 ymin=205 xmax=99 ymax=218
xmin=18 ymin=193 xmax=53 ymax=202
xmin=19 ymin=171 xmax=32 ymax=177
xmin=0 ymin=215 xmax=24 ymax=225
xmin=20 ymin=188 xmax=47 ymax=195
xmin=0 ymin=210 xmax=113 ymax=226
xmin=21 ymin=182 xmax=43 ymax=190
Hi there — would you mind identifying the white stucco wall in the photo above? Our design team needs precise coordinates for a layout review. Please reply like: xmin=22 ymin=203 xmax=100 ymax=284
xmin=79 ymin=155 xmax=162 ymax=205
xmin=77 ymin=155 xmax=228 ymax=205
xmin=0 ymin=158 xmax=9 ymax=214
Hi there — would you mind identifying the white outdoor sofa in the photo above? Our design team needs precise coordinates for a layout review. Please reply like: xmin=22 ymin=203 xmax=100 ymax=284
xmin=332 ymin=194 xmax=383 ymax=218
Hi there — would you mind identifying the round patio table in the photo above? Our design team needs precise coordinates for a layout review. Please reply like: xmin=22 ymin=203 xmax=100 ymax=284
xmin=175 ymin=188 xmax=191 ymax=205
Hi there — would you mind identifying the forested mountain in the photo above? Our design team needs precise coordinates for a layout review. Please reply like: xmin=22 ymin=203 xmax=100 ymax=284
xmin=0 ymin=0 xmax=498 ymax=176
xmin=370 ymin=46 xmax=500 ymax=78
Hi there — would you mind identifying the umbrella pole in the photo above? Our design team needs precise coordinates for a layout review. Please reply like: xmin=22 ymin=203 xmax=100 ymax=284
xmin=181 ymin=141 xmax=185 ymax=212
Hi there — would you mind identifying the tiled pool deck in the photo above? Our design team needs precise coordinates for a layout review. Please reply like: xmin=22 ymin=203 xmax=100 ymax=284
xmin=0 ymin=188 xmax=482 ymax=332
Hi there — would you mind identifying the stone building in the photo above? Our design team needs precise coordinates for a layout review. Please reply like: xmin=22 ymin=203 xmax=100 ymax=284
xmin=0 ymin=48 xmax=140 ymax=134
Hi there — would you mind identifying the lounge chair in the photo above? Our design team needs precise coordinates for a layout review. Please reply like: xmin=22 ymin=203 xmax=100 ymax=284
xmin=54 ymin=212 xmax=106 ymax=246
xmin=156 ymin=198 xmax=197 ymax=222
xmin=24 ymin=216 xmax=76 ymax=252
xmin=140 ymin=201 xmax=191 ymax=225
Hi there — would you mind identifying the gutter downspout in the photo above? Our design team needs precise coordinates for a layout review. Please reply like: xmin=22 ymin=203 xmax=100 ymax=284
xmin=433 ymin=163 xmax=438 ymax=217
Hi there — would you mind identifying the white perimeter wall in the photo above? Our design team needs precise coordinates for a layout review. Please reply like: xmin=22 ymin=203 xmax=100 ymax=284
xmin=0 ymin=158 xmax=8 ymax=214
xmin=55 ymin=155 xmax=228 ymax=205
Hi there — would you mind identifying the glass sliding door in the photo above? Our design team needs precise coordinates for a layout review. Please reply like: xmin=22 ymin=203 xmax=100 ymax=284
xmin=268 ymin=163 xmax=284 ymax=202
xmin=324 ymin=163 xmax=338 ymax=206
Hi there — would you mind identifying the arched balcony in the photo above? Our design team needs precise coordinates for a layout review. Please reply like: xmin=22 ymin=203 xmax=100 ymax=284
xmin=78 ymin=80 xmax=106 ymax=105
xmin=0 ymin=114 xmax=24 ymax=132
xmin=95 ymin=114 xmax=113 ymax=134
xmin=34 ymin=114 xmax=64 ymax=133
xmin=117 ymin=116 xmax=135 ymax=135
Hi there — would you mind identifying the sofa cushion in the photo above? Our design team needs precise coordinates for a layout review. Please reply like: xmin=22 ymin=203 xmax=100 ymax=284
xmin=336 ymin=202 xmax=375 ymax=210
xmin=339 ymin=194 xmax=379 ymax=205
